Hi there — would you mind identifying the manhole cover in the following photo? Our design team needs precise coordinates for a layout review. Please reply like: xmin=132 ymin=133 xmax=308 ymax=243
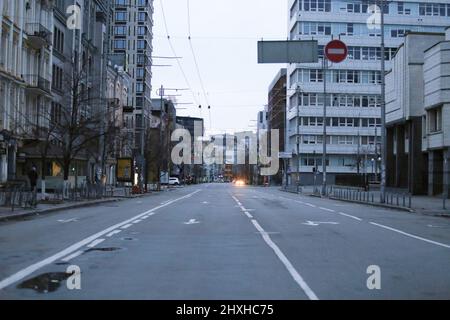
xmin=17 ymin=272 xmax=73 ymax=293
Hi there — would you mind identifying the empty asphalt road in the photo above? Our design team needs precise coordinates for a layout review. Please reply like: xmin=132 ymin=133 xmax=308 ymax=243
xmin=0 ymin=183 xmax=449 ymax=299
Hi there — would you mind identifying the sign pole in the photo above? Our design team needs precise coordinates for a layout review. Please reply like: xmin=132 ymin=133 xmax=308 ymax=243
xmin=322 ymin=56 xmax=328 ymax=196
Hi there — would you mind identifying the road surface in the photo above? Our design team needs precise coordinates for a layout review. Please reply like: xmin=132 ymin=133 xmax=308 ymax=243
xmin=0 ymin=183 xmax=449 ymax=299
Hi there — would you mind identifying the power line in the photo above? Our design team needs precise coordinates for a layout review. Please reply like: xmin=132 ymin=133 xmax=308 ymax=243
xmin=186 ymin=0 xmax=212 ymax=129
xmin=159 ymin=0 xmax=200 ymax=109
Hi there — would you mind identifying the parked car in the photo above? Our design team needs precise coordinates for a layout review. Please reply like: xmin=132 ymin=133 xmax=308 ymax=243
xmin=168 ymin=177 xmax=180 ymax=186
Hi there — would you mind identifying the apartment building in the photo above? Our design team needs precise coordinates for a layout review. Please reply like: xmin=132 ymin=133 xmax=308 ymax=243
xmin=268 ymin=69 xmax=287 ymax=185
xmin=287 ymin=0 xmax=450 ymax=185
xmin=0 ymin=0 xmax=53 ymax=183
xmin=111 ymin=0 xmax=154 ymax=168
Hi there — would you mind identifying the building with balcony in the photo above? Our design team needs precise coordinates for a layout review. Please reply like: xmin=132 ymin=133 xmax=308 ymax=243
xmin=287 ymin=0 xmax=450 ymax=186
xmin=0 ymin=0 xmax=53 ymax=183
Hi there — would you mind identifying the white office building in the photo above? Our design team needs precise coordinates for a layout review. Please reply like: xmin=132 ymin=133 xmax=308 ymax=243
xmin=287 ymin=0 xmax=450 ymax=185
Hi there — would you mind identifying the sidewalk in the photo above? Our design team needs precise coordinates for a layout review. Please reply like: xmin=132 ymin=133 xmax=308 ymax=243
xmin=282 ymin=185 xmax=450 ymax=217
xmin=0 ymin=193 xmax=148 ymax=222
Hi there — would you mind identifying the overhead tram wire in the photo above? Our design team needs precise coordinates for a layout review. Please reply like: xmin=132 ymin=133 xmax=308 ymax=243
xmin=159 ymin=0 xmax=200 ymax=109
xmin=186 ymin=0 xmax=212 ymax=129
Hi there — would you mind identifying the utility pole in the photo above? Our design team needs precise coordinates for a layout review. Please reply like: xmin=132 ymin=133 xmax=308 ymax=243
xmin=379 ymin=0 xmax=387 ymax=203
xmin=322 ymin=56 xmax=328 ymax=196
xmin=296 ymin=85 xmax=301 ymax=187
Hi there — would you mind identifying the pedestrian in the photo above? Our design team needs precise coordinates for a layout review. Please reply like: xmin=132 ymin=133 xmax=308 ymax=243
xmin=28 ymin=165 xmax=38 ymax=207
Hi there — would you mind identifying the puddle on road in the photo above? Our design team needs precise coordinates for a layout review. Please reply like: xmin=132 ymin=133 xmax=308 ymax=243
xmin=121 ymin=237 xmax=136 ymax=241
xmin=17 ymin=272 xmax=72 ymax=293
xmin=85 ymin=247 xmax=122 ymax=252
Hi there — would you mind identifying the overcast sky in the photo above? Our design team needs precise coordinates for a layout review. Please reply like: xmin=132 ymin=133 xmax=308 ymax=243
xmin=152 ymin=0 xmax=288 ymax=136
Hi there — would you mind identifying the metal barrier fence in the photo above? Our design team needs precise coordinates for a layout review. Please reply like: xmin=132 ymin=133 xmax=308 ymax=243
xmin=0 ymin=187 xmax=36 ymax=211
xmin=328 ymin=185 xmax=412 ymax=209
xmin=282 ymin=185 xmax=302 ymax=194
xmin=1 ymin=184 xmax=133 ymax=212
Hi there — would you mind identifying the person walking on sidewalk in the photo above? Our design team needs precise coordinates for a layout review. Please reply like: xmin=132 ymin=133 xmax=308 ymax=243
xmin=27 ymin=165 xmax=38 ymax=208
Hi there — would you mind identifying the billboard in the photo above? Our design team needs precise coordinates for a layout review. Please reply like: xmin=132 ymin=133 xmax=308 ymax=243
xmin=117 ymin=158 xmax=134 ymax=182
xmin=257 ymin=40 xmax=318 ymax=64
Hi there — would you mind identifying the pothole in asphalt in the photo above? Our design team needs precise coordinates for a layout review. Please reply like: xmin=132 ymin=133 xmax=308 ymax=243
xmin=85 ymin=247 xmax=122 ymax=252
xmin=17 ymin=272 xmax=73 ymax=293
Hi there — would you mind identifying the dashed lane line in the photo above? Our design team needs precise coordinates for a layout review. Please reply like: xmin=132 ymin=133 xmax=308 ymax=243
xmin=0 ymin=190 xmax=202 ymax=290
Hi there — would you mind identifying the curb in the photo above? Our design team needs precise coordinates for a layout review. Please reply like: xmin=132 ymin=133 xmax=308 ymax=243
xmin=0 ymin=197 xmax=130 ymax=222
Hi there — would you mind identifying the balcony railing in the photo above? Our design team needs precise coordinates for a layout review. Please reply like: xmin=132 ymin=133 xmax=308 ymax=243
xmin=23 ymin=75 xmax=51 ymax=94
xmin=25 ymin=23 xmax=52 ymax=48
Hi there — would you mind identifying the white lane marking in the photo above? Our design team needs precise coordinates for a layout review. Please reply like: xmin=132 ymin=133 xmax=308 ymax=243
xmin=319 ymin=207 xmax=335 ymax=212
xmin=243 ymin=211 xmax=253 ymax=219
xmin=87 ymin=238 xmax=105 ymax=248
xmin=106 ymin=230 xmax=122 ymax=237
xmin=370 ymin=222 xmax=450 ymax=249
xmin=141 ymin=216 xmax=149 ymax=220
xmin=0 ymin=190 xmax=201 ymax=290
xmin=121 ymin=224 xmax=133 ymax=229
xmin=303 ymin=221 xmax=339 ymax=226
xmin=251 ymin=219 xmax=318 ymax=300
xmin=202 ymin=201 xmax=209 ymax=204
xmin=338 ymin=212 xmax=362 ymax=221
xmin=132 ymin=220 xmax=142 ymax=224
xmin=305 ymin=203 xmax=316 ymax=208
xmin=61 ymin=250 xmax=84 ymax=262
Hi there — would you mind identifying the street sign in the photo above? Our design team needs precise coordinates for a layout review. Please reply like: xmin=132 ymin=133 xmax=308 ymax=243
xmin=325 ymin=40 xmax=348 ymax=63
xmin=258 ymin=40 xmax=318 ymax=64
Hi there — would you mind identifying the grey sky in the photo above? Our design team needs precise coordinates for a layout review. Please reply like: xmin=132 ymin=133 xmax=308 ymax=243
xmin=152 ymin=0 xmax=288 ymax=135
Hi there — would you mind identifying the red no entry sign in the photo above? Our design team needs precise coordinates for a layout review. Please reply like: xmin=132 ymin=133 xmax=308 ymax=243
xmin=325 ymin=40 xmax=348 ymax=63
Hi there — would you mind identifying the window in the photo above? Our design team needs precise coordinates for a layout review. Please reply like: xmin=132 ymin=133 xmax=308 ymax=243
xmin=137 ymin=26 xmax=147 ymax=35
xmin=114 ymin=39 xmax=126 ymax=49
xmin=428 ymin=107 xmax=442 ymax=133
xmin=302 ymin=0 xmax=331 ymax=12
xmin=114 ymin=26 xmax=127 ymax=36
xmin=53 ymin=27 xmax=64 ymax=53
xmin=115 ymin=11 xmax=127 ymax=22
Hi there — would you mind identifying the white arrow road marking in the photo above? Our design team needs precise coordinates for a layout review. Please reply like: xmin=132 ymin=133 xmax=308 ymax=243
xmin=184 ymin=219 xmax=200 ymax=225
xmin=302 ymin=221 xmax=339 ymax=226
xmin=0 ymin=189 xmax=201 ymax=291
